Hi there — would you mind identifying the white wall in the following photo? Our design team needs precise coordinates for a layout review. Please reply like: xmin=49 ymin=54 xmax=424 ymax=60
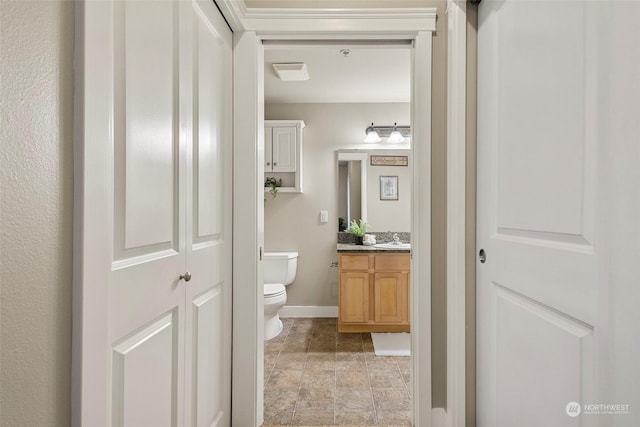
xmin=0 ymin=1 xmax=74 ymax=425
xmin=264 ymin=103 xmax=410 ymax=306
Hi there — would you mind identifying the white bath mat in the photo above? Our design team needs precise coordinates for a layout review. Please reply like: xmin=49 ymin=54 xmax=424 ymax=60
xmin=371 ymin=333 xmax=411 ymax=356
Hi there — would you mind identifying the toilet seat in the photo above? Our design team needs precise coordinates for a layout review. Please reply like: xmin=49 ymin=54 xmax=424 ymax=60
xmin=264 ymin=283 xmax=286 ymax=298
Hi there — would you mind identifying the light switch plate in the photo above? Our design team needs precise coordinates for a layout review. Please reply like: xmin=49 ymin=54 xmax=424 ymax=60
xmin=320 ymin=210 xmax=328 ymax=223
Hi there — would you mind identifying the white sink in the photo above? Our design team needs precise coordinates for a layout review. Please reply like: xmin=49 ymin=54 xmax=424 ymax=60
xmin=373 ymin=242 xmax=411 ymax=249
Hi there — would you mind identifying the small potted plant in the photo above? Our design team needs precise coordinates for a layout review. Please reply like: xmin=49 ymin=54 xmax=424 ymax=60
xmin=346 ymin=219 xmax=368 ymax=245
xmin=264 ymin=177 xmax=282 ymax=199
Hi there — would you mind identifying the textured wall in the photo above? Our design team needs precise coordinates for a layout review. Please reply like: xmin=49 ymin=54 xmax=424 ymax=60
xmin=0 ymin=1 xmax=74 ymax=425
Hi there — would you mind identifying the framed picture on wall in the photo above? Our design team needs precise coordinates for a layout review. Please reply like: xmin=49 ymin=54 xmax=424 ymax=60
xmin=380 ymin=176 xmax=399 ymax=200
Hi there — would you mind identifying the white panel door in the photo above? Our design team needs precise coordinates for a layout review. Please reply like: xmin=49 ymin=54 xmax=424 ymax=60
xmin=271 ymin=126 xmax=296 ymax=172
xmin=75 ymin=1 xmax=231 ymax=426
xmin=110 ymin=1 xmax=186 ymax=425
xmin=183 ymin=1 xmax=232 ymax=426
xmin=477 ymin=2 xmax=602 ymax=426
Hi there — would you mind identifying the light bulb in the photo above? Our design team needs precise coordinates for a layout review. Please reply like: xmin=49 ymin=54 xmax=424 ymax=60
xmin=364 ymin=123 xmax=381 ymax=143
xmin=388 ymin=123 xmax=405 ymax=143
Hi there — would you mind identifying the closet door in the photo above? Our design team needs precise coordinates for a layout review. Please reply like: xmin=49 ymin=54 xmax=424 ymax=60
xmin=74 ymin=1 xmax=232 ymax=425
xmin=183 ymin=1 xmax=232 ymax=426
xmin=477 ymin=2 xmax=603 ymax=426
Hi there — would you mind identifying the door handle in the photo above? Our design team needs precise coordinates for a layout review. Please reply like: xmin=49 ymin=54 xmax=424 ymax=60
xmin=478 ymin=249 xmax=486 ymax=264
xmin=180 ymin=272 xmax=192 ymax=282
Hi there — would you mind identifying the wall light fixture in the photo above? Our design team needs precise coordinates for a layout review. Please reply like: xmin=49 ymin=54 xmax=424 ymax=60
xmin=363 ymin=122 xmax=411 ymax=143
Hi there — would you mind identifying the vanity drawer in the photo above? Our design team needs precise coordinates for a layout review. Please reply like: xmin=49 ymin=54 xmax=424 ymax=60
xmin=340 ymin=254 xmax=370 ymax=270
xmin=374 ymin=253 xmax=410 ymax=271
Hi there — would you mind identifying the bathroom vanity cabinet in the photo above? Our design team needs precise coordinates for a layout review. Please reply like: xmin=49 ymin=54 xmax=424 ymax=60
xmin=338 ymin=252 xmax=410 ymax=333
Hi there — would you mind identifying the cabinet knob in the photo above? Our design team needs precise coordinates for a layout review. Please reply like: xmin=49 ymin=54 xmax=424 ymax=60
xmin=273 ymin=162 xmax=277 ymax=166
xmin=179 ymin=272 xmax=192 ymax=282
xmin=266 ymin=162 xmax=270 ymax=166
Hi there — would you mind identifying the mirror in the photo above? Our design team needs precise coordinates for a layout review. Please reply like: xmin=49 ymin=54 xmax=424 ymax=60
xmin=337 ymin=150 xmax=411 ymax=233
xmin=337 ymin=152 xmax=367 ymax=231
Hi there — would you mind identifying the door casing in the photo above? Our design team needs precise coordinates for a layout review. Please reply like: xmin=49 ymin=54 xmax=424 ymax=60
xmin=219 ymin=4 xmax=438 ymax=426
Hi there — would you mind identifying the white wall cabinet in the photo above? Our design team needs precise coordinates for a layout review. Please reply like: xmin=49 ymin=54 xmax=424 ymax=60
xmin=264 ymin=120 xmax=305 ymax=193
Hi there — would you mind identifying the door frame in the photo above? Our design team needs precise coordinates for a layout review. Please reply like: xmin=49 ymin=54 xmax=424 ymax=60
xmin=446 ymin=2 xmax=468 ymax=427
xmin=217 ymin=2 xmax=442 ymax=426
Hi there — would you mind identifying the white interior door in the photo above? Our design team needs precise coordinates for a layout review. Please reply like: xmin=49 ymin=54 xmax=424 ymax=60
xmin=183 ymin=1 xmax=232 ymax=426
xmin=477 ymin=2 xmax=602 ymax=426
xmin=74 ymin=1 xmax=231 ymax=426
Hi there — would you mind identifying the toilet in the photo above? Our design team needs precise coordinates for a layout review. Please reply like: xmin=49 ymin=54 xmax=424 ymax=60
xmin=263 ymin=251 xmax=298 ymax=340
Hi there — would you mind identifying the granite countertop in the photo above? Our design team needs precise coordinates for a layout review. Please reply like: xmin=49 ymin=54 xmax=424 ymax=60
xmin=337 ymin=243 xmax=410 ymax=253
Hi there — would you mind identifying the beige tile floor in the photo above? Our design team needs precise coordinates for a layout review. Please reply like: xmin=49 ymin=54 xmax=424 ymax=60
xmin=262 ymin=318 xmax=412 ymax=427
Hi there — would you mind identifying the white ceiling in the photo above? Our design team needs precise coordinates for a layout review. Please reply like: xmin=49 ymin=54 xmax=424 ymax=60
xmin=264 ymin=46 xmax=411 ymax=104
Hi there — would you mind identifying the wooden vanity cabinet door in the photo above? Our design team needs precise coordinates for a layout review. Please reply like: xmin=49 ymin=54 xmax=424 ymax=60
xmin=339 ymin=271 xmax=370 ymax=323
xmin=373 ymin=272 xmax=408 ymax=324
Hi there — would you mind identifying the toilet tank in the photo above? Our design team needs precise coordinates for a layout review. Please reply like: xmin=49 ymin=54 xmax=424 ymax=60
xmin=263 ymin=252 xmax=298 ymax=286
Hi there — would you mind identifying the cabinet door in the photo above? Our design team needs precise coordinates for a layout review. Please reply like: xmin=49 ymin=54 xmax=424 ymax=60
xmin=374 ymin=272 xmax=408 ymax=324
xmin=339 ymin=272 xmax=370 ymax=323
xmin=264 ymin=126 xmax=273 ymax=170
xmin=271 ymin=126 xmax=296 ymax=172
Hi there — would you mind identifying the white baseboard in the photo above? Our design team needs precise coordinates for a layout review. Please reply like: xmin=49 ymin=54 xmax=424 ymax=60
xmin=432 ymin=407 xmax=447 ymax=427
xmin=280 ymin=305 xmax=338 ymax=318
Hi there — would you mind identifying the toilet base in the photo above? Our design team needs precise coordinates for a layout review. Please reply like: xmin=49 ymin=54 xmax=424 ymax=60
xmin=264 ymin=313 xmax=283 ymax=341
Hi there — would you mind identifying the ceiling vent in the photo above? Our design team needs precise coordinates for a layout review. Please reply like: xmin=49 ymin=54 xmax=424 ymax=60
xmin=272 ymin=62 xmax=310 ymax=81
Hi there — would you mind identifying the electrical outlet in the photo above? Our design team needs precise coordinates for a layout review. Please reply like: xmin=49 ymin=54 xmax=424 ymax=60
xmin=320 ymin=210 xmax=328 ymax=223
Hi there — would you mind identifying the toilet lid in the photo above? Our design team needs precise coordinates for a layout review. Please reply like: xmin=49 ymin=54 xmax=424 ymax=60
xmin=264 ymin=283 xmax=286 ymax=297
